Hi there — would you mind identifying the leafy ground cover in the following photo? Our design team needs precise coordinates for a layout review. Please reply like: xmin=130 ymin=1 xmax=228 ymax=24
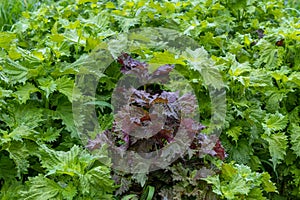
xmin=0 ymin=0 xmax=60 ymax=31
xmin=0 ymin=0 xmax=300 ymax=199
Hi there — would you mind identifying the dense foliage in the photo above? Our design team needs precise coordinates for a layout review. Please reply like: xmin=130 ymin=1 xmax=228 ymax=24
xmin=0 ymin=0 xmax=300 ymax=199
xmin=0 ymin=0 xmax=60 ymax=31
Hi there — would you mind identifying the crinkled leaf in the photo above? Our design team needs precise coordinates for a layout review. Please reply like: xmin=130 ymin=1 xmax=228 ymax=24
xmin=261 ymin=172 xmax=277 ymax=192
xmin=3 ymin=58 xmax=29 ymax=84
xmin=246 ymin=188 xmax=267 ymax=200
xmin=289 ymin=124 xmax=300 ymax=157
xmin=21 ymin=175 xmax=77 ymax=200
xmin=132 ymin=172 xmax=148 ymax=187
xmin=226 ymin=126 xmax=242 ymax=143
xmin=6 ymin=141 xmax=31 ymax=177
xmin=38 ymin=77 xmax=57 ymax=98
xmin=13 ymin=105 xmax=44 ymax=131
xmin=148 ymin=51 xmax=185 ymax=72
xmin=263 ymin=112 xmax=288 ymax=134
xmin=13 ymin=83 xmax=39 ymax=104
xmin=39 ymin=144 xmax=114 ymax=196
xmin=0 ymin=180 xmax=24 ymax=200
xmin=54 ymin=101 xmax=78 ymax=138
xmin=183 ymin=48 xmax=224 ymax=89
xmin=203 ymin=175 xmax=222 ymax=196
xmin=221 ymin=163 xmax=237 ymax=180
xmin=37 ymin=127 xmax=62 ymax=143
xmin=262 ymin=132 xmax=288 ymax=169
xmin=220 ymin=176 xmax=250 ymax=199
xmin=0 ymin=32 xmax=16 ymax=50
xmin=55 ymin=76 xmax=76 ymax=102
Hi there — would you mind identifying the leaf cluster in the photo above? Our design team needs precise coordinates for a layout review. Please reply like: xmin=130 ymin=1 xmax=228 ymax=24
xmin=1 ymin=0 xmax=299 ymax=199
